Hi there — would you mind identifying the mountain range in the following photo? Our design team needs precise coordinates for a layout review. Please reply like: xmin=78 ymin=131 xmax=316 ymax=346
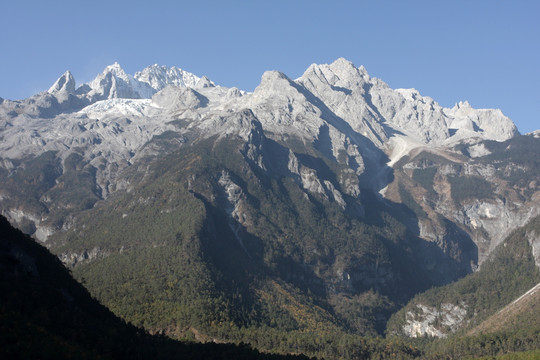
xmin=0 ymin=58 xmax=538 ymax=359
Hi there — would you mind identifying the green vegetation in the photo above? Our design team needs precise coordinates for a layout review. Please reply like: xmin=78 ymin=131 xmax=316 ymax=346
xmin=1 ymin=215 xmax=309 ymax=360
xmin=396 ymin=151 xmax=456 ymax=170
xmin=470 ymin=283 xmax=540 ymax=337
xmin=0 ymin=150 xmax=103 ymax=232
xmin=46 ymin=136 xmax=441 ymax=359
xmin=387 ymin=217 xmax=540 ymax=337
xmin=4 ymin=133 xmax=540 ymax=359
xmin=448 ymin=175 xmax=493 ymax=203
xmin=0 ymin=151 xmax=60 ymax=232
xmin=382 ymin=218 xmax=540 ymax=360
xmin=419 ymin=328 xmax=540 ymax=359
xmin=398 ymin=183 xmax=427 ymax=218
xmin=1 ymin=215 xmax=425 ymax=360
xmin=476 ymin=349 xmax=540 ymax=360
xmin=412 ymin=167 xmax=437 ymax=195
xmin=482 ymin=136 xmax=540 ymax=198
xmin=4 ymin=208 xmax=538 ymax=360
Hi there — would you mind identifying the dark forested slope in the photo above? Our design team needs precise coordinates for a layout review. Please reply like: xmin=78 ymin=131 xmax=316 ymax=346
xmin=0 ymin=214 xmax=311 ymax=360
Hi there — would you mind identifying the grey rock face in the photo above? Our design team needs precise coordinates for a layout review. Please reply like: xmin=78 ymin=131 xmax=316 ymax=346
xmin=402 ymin=303 xmax=468 ymax=338
xmin=445 ymin=101 xmax=518 ymax=141
xmin=297 ymin=58 xmax=389 ymax=148
xmin=47 ymin=70 xmax=80 ymax=110
xmin=391 ymin=139 xmax=540 ymax=272
xmin=134 ymin=64 xmax=201 ymax=91
xmin=297 ymin=58 xmax=517 ymax=150
xmin=217 ymin=170 xmax=251 ymax=256
xmin=83 ymin=63 xmax=151 ymax=100
xmin=48 ymin=70 xmax=76 ymax=95
xmin=526 ymin=229 xmax=540 ymax=269
xmin=0 ymin=58 xmax=528 ymax=250
xmin=152 ymin=85 xmax=207 ymax=111
xmin=59 ymin=247 xmax=109 ymax=267
xmin=459 ymin=199 xmax=540 ymax=262
xmin=195 ymin=76 xmax=215 ymax=89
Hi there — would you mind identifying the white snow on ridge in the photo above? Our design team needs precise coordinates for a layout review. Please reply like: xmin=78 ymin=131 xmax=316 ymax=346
xmin=1 ymin=58 xmax=521 ymax=171
xmin=79 ymin=99 xmax=155 ymax=119
xmin=134 ymin=64 xmax=201 ymax=91
xmin=395 ymin=88 xmax=433 ymax=103
xmin=79 ymin=62 xmax=206 ymax=101
xmin=528 ymin=130 xmax=540 ymax=138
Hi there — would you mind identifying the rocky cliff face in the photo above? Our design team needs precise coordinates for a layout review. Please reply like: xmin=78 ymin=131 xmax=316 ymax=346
xmin=0 ymin=59 xmax=531 ymax=265
xmin=402 ymin=303 xmax=468 ymax=338
xmin=388 ymin=214 xmax=540 ymax=338
xmin=0 ymin=58 xmax=530 ymax=263
xmin=384 ymin=134 xmax=540 ymax=269
xmin=0 ymin=58 xmax=536 ymax=340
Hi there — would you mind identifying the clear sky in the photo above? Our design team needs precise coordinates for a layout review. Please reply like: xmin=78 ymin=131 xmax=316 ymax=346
xmin=1 ymin=0 xmax=538 ymax=133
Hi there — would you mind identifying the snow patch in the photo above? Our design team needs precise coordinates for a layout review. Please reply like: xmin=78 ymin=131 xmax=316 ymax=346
xmin=79 ymin=99 xmax=154 ymax=119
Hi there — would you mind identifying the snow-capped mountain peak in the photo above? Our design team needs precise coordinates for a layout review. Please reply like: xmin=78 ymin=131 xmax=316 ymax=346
xmin=48 ymin=70 xmax=75 ymax=95
xmin=134 ymin=64 xmax=201 ymax=92
xmin=91 ymin=62 xmax=132 ymax=88
xmin=104 ymin=62 xmax=126 ymax=75
xmin=2 ymin=58 xmax=520 ymax=169
xmin=0 ymin=57 xmax=527 ymax=248
xmin=194 ymin=75 xmax=215 ymax=89
xmin=57 ymin=62 xmax=209 ymax=103
xmin=82 ymin=62 xmax=143 ymax=100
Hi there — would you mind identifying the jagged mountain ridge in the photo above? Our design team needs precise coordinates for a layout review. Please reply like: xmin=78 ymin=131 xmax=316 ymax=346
xmin=0 ymin=58 xmax=537 ymax=349
xmin=51 ymin=62 xmax=205 ymax=102
xmin=0 ymin=57 xmax=533 ymax=283
xmin=0 ymin=58 xmax=517 ymax=157
xmin=0 ymin=59 xmax=523 ymax=247
xmin=0 ymin=58 xmax=517 ymax=189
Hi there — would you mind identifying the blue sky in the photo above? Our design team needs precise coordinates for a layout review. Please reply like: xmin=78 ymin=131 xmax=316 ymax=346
xmin=1 ymin=1 xmax=538 ymax=133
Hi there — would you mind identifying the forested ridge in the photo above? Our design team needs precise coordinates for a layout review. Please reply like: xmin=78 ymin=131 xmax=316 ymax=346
xmin=2 ymin=137 xmax=539 ymax=359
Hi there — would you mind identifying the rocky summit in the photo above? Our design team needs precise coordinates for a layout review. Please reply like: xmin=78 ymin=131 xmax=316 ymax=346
xmin=0 ymin=58 xmax=538 ymax=359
